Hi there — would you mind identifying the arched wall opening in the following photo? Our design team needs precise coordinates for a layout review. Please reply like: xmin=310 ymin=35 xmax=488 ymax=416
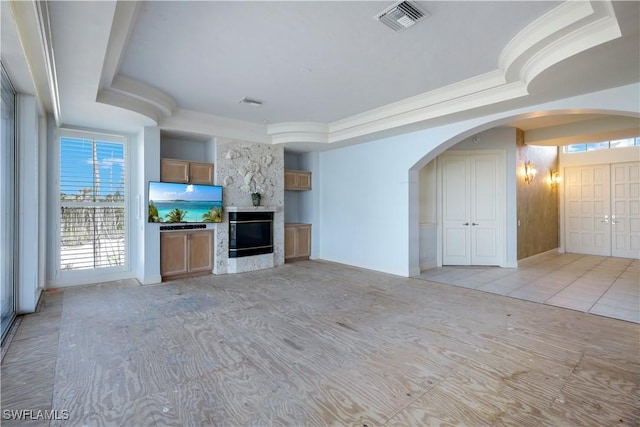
xmin=407 ymin=108 xmax=640 ymax=275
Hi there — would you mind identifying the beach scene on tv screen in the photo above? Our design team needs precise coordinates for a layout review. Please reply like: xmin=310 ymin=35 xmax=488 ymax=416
xmin=148 ymin=182 xmax=223 ymax=223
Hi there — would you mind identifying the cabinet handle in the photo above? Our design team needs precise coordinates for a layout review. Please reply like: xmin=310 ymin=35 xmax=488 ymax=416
xmin=472 ymin=223 xmax=479 ymax=226
xmin=463 ymin=222 xmax=469 ymax=226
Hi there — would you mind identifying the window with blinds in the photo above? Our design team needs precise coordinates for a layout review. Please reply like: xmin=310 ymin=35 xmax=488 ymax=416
xmin=59 ymin=136 xmax=126 ymax=271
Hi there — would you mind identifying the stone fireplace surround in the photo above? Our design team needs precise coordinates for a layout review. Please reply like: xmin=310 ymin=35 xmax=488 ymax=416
xmin=213 ymin=140 xmax=285 ymax=274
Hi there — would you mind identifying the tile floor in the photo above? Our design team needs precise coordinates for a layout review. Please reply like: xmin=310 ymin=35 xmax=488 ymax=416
xmin=417 ymin=252 xmax=639 ymax=323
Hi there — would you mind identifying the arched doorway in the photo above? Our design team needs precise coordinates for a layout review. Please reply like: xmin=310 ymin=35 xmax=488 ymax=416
xmin=408 ymin=109 xmax=640 ymax=275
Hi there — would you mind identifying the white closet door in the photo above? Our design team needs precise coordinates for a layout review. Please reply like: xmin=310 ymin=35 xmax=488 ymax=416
xmin=471 ymin=154 xmax=502 ymax=265
xmin=565 ymin=165 xmax=611 ymax=256
xmin=611 ymin=162 xmax=640 ymax=259
xmin=442 ymin=152 xmax=504 ymax=266
xmin=442 ymin=155 xmax=471 ymax=265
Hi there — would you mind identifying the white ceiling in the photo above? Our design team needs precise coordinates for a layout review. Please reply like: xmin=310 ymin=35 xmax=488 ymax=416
xmin=3 ymin=0 xmax=639 ymax=150
xmin=119 ymin=1 xmax=558 ymax=124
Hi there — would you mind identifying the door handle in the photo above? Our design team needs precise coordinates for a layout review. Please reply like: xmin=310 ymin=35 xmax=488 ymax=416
xmin=463 ymin=223 xmax=469 ymax=226
xmin=611 ymin=214 xmax=617 ymax=225
xmin=601 ymin=214 xmax=609 ymax=224
xmin=472 ymin=223 xmax=479 ymax=226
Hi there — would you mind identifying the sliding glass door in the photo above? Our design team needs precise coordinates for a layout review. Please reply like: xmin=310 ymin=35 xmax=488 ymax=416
xmin=1 ymin=64 xmax=17 ymax=341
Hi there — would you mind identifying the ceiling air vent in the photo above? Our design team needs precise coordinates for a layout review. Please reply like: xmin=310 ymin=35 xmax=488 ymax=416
xmin=239 ymin=97 xmax=263 ymax=107
xmin=375 ymin=1 xmax=428 ymax=32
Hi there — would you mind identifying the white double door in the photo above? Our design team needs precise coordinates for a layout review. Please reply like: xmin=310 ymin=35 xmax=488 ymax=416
xmin=565 ymin=162 xmax=640 ymax=259
xmin=441 ymin=151 xmax=505 ymax=266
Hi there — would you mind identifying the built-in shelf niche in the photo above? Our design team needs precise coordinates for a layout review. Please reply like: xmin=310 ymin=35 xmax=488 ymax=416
xmin=160 ymin=131 xmax=215 ymax=164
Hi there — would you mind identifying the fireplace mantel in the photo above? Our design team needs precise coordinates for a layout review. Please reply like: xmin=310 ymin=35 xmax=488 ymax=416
xmin=224 ymin=206 xmax=281 ymax=213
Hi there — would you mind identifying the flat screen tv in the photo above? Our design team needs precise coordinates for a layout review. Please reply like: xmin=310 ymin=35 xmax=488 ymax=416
xmin=148 ymin=181 xmax=223 ymax=223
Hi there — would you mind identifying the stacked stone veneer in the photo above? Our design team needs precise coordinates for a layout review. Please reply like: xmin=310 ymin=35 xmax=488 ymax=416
xmin=214 ymin=140 xmax=285 ymax=274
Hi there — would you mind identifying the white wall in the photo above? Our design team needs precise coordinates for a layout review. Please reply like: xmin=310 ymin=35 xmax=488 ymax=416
xmin=299 ymin=152 xmax=320 ymax=259
xmin=160 ymin=137 xmax=208 ymax=162
xmin=137 ymin=126 xmax=162 ymax=284
xmin=315 ymin=84 xmax=640 ymax=277
xmin=319 ymin=137 xmax=415 ymax=274
xmin=284 ymin=152 xmax=301 ymax=223
xmin=17 ymin=95 xmax=43 ymax=313
xmin=418 ymin=160 xmax=437 ymax=270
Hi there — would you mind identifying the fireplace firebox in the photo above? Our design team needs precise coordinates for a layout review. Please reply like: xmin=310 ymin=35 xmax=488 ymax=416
xmin=229 ymin=211 xmax=274 ymax=258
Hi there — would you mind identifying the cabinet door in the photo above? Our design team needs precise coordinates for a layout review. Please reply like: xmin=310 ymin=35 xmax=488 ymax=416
xmin=296 ymin=172 xmax=311 ymax=190
xmin=188 ymin=231 xmax=213 ymax=273
xmin=295 ymin=224 xmax=311 ymax=258
xmin=160 ymin=159 xmax=189 ymax=183
xmin=284 ymin=171 xmax=298 ymax=190
xmin=189 ymin=162 xmax=214 ymax=185
xmin=284 ymin=225 xmax=297 ymax=259
xmin=160 ymin=232 xmax=188 ymax=276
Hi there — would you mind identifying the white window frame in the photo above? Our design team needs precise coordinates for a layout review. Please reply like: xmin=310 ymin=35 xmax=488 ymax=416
xmin=54 ymin=129 xmax=131 ymax=285
xmin=563 ymin=137 xmax=640 ymax=153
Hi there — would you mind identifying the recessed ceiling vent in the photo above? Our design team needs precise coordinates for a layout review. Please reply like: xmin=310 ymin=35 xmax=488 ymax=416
xmin=375 ymin=1 xmax=428 ymax=32
xmin=239 ymin=97 xmax=263 ymax=107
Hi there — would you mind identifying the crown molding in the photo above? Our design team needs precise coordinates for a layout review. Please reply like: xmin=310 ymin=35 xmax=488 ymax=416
xmin=98 ymin=1 xmax=140 ymax=92
xmin=95 ymin=1 xmax=175 ymax=124
xmin=518 ymin=0 xmax=620 ymax=85
xmin=498 ymin=1 xmax=593 ymax=80
xmin=268 ymin=0 xmax=623 ymax=146
xmin=96 ymin=75 xmax=176 ymax=123
xmin=10 ymin=0 xmax=60 ymax=124
xmin=95 ymin=88 xmax=164 ymax=124
xmin=94 ymin=0 xmax=624 ymax=148
xmin=267 ymin=122 xmax=329 ymax=145
xmin=160 ymin=109 xmax=270 ymax=144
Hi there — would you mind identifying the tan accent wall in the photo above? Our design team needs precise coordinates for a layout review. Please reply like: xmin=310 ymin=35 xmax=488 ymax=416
xmin=516 ymin=128 xmax=559 ymax=259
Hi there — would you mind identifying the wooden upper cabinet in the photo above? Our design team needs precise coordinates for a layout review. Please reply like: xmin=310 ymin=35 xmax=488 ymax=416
xmin=189 ymin=162 xmax=214 ymax=185
xmin=284 ymin=170 xmax=298 ymax=189
xmin=284 ymin=170 xmax=311 ymax=191
xmin=161 ymin=158 xmax=214 ymax=185
xmin=161 ymin=159 xmax=189 ymax=183
xmin=295 ymin=172 xmax=311 ymax=190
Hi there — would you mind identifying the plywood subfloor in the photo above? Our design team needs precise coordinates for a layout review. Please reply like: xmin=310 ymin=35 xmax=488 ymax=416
xmin=2 ymin=260 xmax=639 ymax=426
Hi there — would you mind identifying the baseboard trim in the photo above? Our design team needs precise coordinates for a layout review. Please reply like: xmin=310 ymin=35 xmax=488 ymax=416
xmin=419 ymin=260 xmax=438 ymax=272
xmin=517 ymin=248 xmax=560 ymax=267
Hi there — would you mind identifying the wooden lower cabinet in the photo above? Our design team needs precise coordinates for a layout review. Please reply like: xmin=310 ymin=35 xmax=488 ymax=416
xmin=161 ymin=230 xmax=213 ymax=280
xmin=284 ymin=223 xmax=311 ymax=261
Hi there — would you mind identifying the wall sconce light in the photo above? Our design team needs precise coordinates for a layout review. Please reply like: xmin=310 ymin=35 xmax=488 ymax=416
xmin=524 ymin=160 xmax=537 ymax=184
xmin=550 ymin=170 xmax=561 ymax=188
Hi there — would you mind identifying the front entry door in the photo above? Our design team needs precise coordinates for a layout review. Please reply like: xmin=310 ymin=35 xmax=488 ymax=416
xmin=565 ymin=165 xmax=611 ymax=256
xmin=565 ymin=162 xmax=640 ymax=259
xmin=611 ymin=162 xmax=640 ymax=258
xmin=442 ymin=151 xmax=504 ymax=266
